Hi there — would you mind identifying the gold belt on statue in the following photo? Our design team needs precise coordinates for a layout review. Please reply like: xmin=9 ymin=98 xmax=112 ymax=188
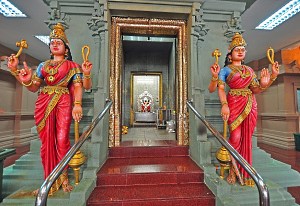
xmin=229 ymin=88 xmax=252 ymax=96
xmin=41 ymin=86 xmax=69 ymax=95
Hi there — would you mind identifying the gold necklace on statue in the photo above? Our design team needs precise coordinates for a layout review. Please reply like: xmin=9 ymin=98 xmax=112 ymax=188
xmin=44 ymin=59 xmax=66 ymax=82
xmin=228 ymin=64 xmax=251 ymax=79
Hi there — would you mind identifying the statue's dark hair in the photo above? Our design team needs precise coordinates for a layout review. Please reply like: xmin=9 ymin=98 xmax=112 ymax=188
xmin=224 ymin=51 xmax=233 ymax=67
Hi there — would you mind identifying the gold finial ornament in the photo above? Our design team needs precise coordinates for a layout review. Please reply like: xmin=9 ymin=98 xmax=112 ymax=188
xmin=50 ymin=23 xmax=69 ymax=44
xmin=228 ymin=33 xmax=247 ymax=51
xmin=15 ymin=39 xmax=28 ymax=58
xmin=212 ymin=49 xmax=222 ymax=65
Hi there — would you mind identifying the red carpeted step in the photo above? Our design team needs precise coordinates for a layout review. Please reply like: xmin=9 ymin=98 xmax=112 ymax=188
xmin=87 ymin=183 xmax=215 ymax=206
xmin=109 ymin=145 xmax=189 ymax=158
xmin=97 ymin=156 xmax=204 ymax=186
xmin=87 ymin=141 xmax=215 ymax=206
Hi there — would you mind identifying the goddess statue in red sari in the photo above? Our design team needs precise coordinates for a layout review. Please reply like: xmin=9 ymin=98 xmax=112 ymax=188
xmin=7 ymin=23 xmax=93 ymax=195
xmin=208 ymin=33 xmax=279 ymax=186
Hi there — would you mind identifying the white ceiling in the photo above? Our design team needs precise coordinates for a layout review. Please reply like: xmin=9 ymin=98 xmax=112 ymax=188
xmin=0 ymin=0 xmax=300 ymax=62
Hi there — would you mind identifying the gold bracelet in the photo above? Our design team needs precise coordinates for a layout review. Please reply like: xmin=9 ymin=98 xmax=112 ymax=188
xmin=21 ymin=80 xmax=33 ymax=87
xmin=211 ymin=76 xmax=218 ymax=82
xmin=270 ymin=76 xmax=277 ymax=82
xmin=84 ymin=74 xmax=91 ymax=79
xmin=74 ymin=100 xmax=82 ymax=105
xmin=259 ymin=85 xmax=267 ymax=90
xmin=221 ymin=101 xmax=228 ymax=106
xmin=10 ymin=70 xmax=19 ymax=77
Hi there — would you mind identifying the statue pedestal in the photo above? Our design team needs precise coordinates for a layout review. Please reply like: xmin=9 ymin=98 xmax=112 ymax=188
xmin=0 ymin=148 xmax=16 ymax=202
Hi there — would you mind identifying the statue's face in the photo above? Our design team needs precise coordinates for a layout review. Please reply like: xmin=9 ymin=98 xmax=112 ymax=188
xmin=231 ymin=46 xmax=246 ymax=62
xmin=50 ymin=39 xmax=66 ymax=57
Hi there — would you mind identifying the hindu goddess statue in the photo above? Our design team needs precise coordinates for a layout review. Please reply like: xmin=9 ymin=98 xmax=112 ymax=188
xmin=7 ymin=23 xmax=93 ymax=195
xmin=208 ymin=33 xmax=279 ymax=186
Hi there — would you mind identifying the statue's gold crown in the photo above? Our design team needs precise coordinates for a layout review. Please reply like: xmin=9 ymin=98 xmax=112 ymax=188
xmin=49 ymin=23 xmax=69 ymax=44
xmin=228 ymin=33 xmax=247 ymax=51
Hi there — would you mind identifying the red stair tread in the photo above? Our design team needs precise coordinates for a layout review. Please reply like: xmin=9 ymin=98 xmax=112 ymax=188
xmin=99 ymin=156 xmax=201 ymax=174
xmin=87 ymin=183 xmax=214 ymax=204
xmin=98 ymin=170 xmax=203 ymax=186
xmin=109 ymin=145 xmax=189 ymax=158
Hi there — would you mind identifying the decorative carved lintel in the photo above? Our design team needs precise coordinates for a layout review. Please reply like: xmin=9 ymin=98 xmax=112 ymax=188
xmin=87 ymin=1 xmax=107 ymax=37
xmin=223 ymin=11 xmax=244 ymax=42
xmin=44 ymin=1 xmax=70 ymax=30
xmin=192 ymin=5 xmax=209 ymax=42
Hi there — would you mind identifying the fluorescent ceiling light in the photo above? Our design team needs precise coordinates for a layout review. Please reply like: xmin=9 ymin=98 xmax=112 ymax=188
xmin=0 ymin=0 xmax=26 ymax=17
xmin=255 ymin=0 xmax=300 ymax=30
xmin=35 ymin=35 xmax=50 ymax=45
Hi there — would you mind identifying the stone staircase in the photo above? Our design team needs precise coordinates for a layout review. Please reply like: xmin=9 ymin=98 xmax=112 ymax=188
xmin=86 ymin=141 xmax=215 ymax=205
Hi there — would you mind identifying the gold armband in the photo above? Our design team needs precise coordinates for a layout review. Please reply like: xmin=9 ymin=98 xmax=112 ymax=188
xmin=221 ymin=101 xmax=228 ymax=106
xmin=74 ymin=100 xmax=82 ymax=105
xmin=22 ymin=80 xmax=33 ymax=87
xmin=84 ymin=74 xmax=91 ymax=79
xmin=211 ymin=76 xmax=218 ymax=82
xmin=10 ymin=70 xmax=19 ymax=77
xmin=259 ymin=85 xmax=267 ymax=90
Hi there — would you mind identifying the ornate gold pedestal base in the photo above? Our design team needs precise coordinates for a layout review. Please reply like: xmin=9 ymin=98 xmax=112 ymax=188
xmin=244 ymin=178 xmax=255 ymax=187
xmin=216 ymin=146 xmax=231 ymax=179
xmin=69 ymin=150 xmax=86 ymax=185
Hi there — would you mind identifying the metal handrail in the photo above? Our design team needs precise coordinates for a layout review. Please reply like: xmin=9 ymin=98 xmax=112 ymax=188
xmin=187 ymin=100 xmax=269 ymax=206
xmin=35 ymin=99 xmax=113 ymax=206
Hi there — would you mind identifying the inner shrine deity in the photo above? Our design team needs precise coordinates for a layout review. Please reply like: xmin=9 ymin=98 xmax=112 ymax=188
xmin=138 ymin=90 xmax=153 ymax=112
xmin=141 ymin=97 xmax=152 ymax=112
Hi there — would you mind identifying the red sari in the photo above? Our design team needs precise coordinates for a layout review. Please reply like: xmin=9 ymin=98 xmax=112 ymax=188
xmin=34 ymin=60 xmax=82 ymax=181
xmin=226 ymin=65 xmax=257 ymax=179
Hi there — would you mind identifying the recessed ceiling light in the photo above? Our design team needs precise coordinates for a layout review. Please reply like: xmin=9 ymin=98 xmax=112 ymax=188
xmin=35 ymin=35 xmax=50 ymax=45
xmin=255 ymin=0 xmax=300 ymax=30
xmin=0 ymin=0 xmax=27 ymax=17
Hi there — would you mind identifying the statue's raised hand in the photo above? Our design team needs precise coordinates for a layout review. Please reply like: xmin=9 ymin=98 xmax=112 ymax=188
xmin=259 ymin=68 xmax=270 ymax=89
xmin=271 ymin=61 xmax=279 ymax=77
xmin=19 ymin=62 xmax=33 ymax=83
xmin=210 ymin=63 xmax=220 ymax=77
xmin=7 ymin=54 xmax=19 ymax=71
xmin=82 ymin=61 xmax=93 ymax=75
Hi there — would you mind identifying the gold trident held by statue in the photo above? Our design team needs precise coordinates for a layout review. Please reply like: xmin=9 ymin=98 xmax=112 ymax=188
xmin=212 ymin=49 xmax=221 ymax=71
xmin=15 ymin=39 xmax=28 ymax=58
xmin=212 ymin=49 xmax=221 ymax=64
xmin=9 ymin=39 xmax=28 ymax=62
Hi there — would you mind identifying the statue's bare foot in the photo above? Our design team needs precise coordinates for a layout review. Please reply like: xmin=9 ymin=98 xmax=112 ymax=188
xmin=62 ymin=179 xmax=73 ymax=192
xmin=226 ymin=170 xmax=236 ymax=184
